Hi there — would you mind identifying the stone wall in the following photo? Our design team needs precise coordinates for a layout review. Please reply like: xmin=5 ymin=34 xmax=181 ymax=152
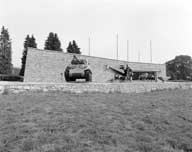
xmin=24 ymin=48 xmax=166 ymax=83
xmin=0 ymin=82 xmax=191 ymax=94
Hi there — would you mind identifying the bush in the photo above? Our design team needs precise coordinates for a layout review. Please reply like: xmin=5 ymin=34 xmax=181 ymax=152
xmin=166 ymin=55 xmax=192 ymax=80
xmin=0 ymin=74 xmax=23 ymax=81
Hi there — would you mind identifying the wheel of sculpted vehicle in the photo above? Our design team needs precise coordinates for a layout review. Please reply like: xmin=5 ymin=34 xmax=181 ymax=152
xmin=64 ymin=67 xmax=70 ymax=82
xmin=64 ymin=55 xmax=92 ymax=82
xmin=85 ymin=70 xmax=92 ymax=82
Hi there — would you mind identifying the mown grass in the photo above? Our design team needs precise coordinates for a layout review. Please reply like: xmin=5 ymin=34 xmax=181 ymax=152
xmin=0 ymin=89 xmax=192 ymax=152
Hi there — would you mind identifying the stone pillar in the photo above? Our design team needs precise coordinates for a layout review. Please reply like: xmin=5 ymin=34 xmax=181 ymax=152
xmin=154 ymin=72 xmax=158 ymax=82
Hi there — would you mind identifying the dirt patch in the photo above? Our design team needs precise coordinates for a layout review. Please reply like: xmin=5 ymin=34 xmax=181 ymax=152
xmin=0 ymin=90 xmax=192 ymax=152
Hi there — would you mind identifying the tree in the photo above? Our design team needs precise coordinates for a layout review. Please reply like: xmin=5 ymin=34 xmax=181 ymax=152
xmin=44 ymin=32 xmax=62 ymax=51
xmin=66 ymin=40 xmax=81 ymax=54
xmin=166 ymin=55 xmax=192 ymax=80
xmin=66 ymin=41 xmax=73 ymax=53
xmin=19 ymin=35 xmax=37 ymax=76
xmin=0 ymin=26 xmax=12 ymax=74
xmin=72 ymin=40 xmax=81 ymax=54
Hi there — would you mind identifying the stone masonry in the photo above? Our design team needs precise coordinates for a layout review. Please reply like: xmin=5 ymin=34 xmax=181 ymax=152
xmin=24 ymin=48 xmax=166 ymax=83
xmin=0 ymin=82 xmax=191 ymax=94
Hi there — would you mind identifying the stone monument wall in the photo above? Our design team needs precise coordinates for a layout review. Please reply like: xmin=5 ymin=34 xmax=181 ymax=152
xmin=24 ymin=48 xmax=166 ymax=83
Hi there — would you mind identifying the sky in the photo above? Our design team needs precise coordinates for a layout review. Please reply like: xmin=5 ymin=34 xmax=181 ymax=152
xmin=1 ymin=0 xmax=192 ymax=67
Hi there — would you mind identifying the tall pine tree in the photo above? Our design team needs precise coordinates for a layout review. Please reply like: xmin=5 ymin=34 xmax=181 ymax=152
xmin=66 ymin=40 xmax=81 ymax=54
xmin=72 ymin=40 xmax=81 ymax=54
xmin=44 ymin=32 xmax=62 ymax=51
xmin=66 ymin=42 xmax=73 ymax=53
xmin=20 ymin=35 xmax=37 ymax=76
xmin=0 ymin=26 xmax=12 ymax=74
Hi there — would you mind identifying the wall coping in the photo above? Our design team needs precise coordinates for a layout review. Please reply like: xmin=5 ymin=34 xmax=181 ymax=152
xmin=28 ymin=48 xmax=165 ymax=66
xmin=0 ymin=81 xmax=192 ymax=86
xmin=0 ymin=82 xmax=191 ymax=94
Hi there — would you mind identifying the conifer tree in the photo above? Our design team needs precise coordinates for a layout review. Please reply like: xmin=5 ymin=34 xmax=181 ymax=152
xmin=66 ymin=42 xmax=73 ymax=53
xmin=72 ymin=40 xmax=81 ymax=54
xmin=66 ymin=40 xmax=81 ymax=54
xmin=0 ymin=26 xmax=12 ymax=74
xmin=44 ymin=32 xmax=62 ymax=51
xmin=20 ymin=35 xmax=37 ymax=76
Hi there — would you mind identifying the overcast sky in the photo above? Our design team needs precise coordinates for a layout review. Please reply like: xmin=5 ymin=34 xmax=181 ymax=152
xmin=1 ymin=0 xmax=192 ymax=67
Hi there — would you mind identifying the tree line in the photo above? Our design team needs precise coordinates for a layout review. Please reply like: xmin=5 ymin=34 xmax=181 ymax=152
xmin=0 ymin=26 xmax=192 ymax=80
xmin=19 ymin=33 xmax=81 ymax=76
xmin=0 ymin=26 xmax=81 ymax=76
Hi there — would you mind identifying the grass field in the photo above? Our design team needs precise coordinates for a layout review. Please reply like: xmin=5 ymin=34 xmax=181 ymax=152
xmin=0 ymin=89 xmax=192 ymax=152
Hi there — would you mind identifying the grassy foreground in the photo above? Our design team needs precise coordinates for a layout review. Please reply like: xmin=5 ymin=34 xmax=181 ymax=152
xmin=0 ymin=90 xmax=192 ymax=152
